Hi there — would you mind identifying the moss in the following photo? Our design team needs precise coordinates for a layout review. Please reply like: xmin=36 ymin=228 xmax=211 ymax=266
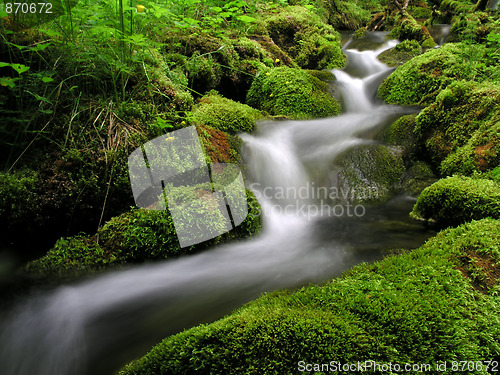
xmin=353 ymin=27 xmax=366 ymax=39
xmin=378 ymin=40 xmax=422 ymax=67
xmin=263 ymin=6 xmax=346 ymax=70
xmin=411 ymin=176 xmax=500 ymax=227
xmin=411 ymin=6 xmax=433 ymax=20
xmin=335 ymin=144 xmax=405 ymax=203
xmin=323 ymin=0 xmax=377 ymax=30
xmin=246 ymin=66 xmax=340 ymax=119
xmin=415 ymin=80 xmax=500 ymax=174
xmin=304 ymin=69 xmax=336 ymax=82
xmin=382 ymin=114 xmax=419 ymax=162
xmin=120 ymin=218 xmax=500 ymax=375
xmin=26 ymin=190 xmax=262 ymax=274
xmin=197 ymin=124 xmax=240 ymax=164
xmin=447 ymin=12 xmax=500 ymax=44
xmin=190 ymin=91 xmax=262 ymax=134
xmin=401 ymin=161 xmax=437 ymax=196
xmin=0 ymin=169 xmax=39 ymax=232
xmin=378 ymin=43 xmax=475 ymax=106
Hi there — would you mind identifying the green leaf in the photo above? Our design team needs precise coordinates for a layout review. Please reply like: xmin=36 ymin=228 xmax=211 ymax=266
xmin=0 ymin=77 xmax=17 ymax=88
xmin=39 ymin=109 xmax=54 ymax=115
xmin=236 ymin=15 xmax=256 ymax=23
xmin=42 ymin=77 xmax=54 ymax=83
xmin=26 ymin=91 xmax=52 ymax=104
xmin=11 ymin=64 xmax=30 ymax=75
xmin=29 ymin=43 xmax=51 ymax=52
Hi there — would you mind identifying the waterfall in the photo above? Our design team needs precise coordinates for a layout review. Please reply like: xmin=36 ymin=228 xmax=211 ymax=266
xmin=0 ymin=33 xmax=428 ymax=375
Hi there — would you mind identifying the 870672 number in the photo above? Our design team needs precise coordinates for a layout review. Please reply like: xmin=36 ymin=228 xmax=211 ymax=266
xmin=4 ymin=2 xmax=53 ymax=14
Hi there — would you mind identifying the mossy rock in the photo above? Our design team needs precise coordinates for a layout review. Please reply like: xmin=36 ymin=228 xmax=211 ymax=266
xmin=378 ymin=43 xmax=475 ymax=106
xmin=190 ymin=91 xmax=262 ymax=134
xmin=324 ymin=0 xmax=377 ymax=30
xmin=263 ymin=6 xmax=346 ymax=70
xmin=411 ymin=176 xmax=500 ymax=227
xmin=447 ymin=12 xmax=497 ymax=43
xmin=120 ymin=218 xmax=500 ymax=375
xmin=335 ymin=144 xmax=405 ymax=204
xmin=415 ymin=80 xmax=500 ymax=174
xmin=400 ymin=161 xmax=437 ymax=196
xmin=389 ymin=13 xmax=436 ymax=47
xmin=382 ymin=114 xmax=418 ymax=159
xmin=26 ymin=190 xmax=262 ymax=275
xmin=378 ymin=39 xmax=423 ymax=67
xmin=197 ymin=124 xmax=240 ymax=164
xmin=246 ymin=66 xmax=340 ymax=119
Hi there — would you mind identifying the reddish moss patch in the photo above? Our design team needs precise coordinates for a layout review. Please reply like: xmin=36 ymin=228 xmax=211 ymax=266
xmin=198 ymin=124 xmax=235 ymax=164
xmin=456 ymin=250 xmax=500 ymax=294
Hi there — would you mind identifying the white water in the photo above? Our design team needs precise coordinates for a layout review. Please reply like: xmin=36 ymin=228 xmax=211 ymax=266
xmin=1 ymin=34 xmax=425 ymax=375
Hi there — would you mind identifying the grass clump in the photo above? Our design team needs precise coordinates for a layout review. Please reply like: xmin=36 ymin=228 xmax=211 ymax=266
xmin=120 ymin=218 xmax=500 ymax=374
xmin=189 ymin=91 xmax=262 ymax=134
xmin=26 ymin=190 xmax=262 ymax=275
xmin=411 ymin=176 xmax=500 ymax=227
xmin=378 ymin=43 xmax=480 ymax=105
xmin=247 ymin=66 xmax=340 ymax=119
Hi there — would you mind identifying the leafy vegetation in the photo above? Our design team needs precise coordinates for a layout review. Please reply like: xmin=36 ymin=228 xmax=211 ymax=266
xmin=120 ymin=218 xmax=500 ymax=375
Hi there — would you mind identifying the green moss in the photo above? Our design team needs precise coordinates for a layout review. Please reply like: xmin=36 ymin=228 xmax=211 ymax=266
xmin=263 ymin=6 xmax=346 ymax=70
xmin=190 ymin=91 xmax=262 ymax=134
xmin=120 ymin=218 xmax=500 ymax=375
xmin=378 ymin=43 xmax=475 ymax=106
xmin=353 ymin=28 xmax=366 ymax=39
xmin=382 ymin=114 xmax=418 ymax=161
xmin=411 ymin=176 xmax=500 ymax=227
xmin=401 ymin=161 xmax=437 ymax=196
xmin=0 ymin=169 xmax=39 ymax=230
xmin=336 ymin=144 xmax=405 ymax=203
xmin=378 ymin=40 xmax=422 ymax=67
xmin=411 ymin=6 xmax=433 ymax=20
xmin=246 ymin=66 xmax=340 ymax=119
xmin=26 ymin=190 xmax=262 ymax=274
xmin=304 ymin=69 xmax=336 ymax=82
xmin=415 ymin=80 xmax=500 ymax=174
xmin=323 ymin=0 xmax=378 ymax=30
xmin=447 ymin=12 xmax=496 ymax=43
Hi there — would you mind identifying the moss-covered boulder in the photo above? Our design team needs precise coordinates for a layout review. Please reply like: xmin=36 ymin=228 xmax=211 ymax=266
xmin=415 ymin=80 xmax=500 ymax=175
xmin=263 ymin=6 xmax=346 ymax=70
xmin=411 ymin=176 xmax=500 ymax=227
xmin=391 ymin=13 xmax=436 ymax=47
xmin=247 ymin=66 xmax=340 ymax=119
xmin=189 ymin=91 xmax=262 ymax=134
xmin=447 ymin=11 xmax=500 ymax=44
xmin=400 ymin=161 xmax=437 ymax=196
xmin=26 ymin=190 xmax=262 ymax=275
xmin=382 ymin=114 xmax=418 ymax=158
xmin=335 ymin=144 xmax=405 ymax=203
xmin=378 ymin=43 xmax=475 ymax=106
xmin=377 ymin=39 xmax=422 ymax=67
xmin=120 ymin=218 xmax=500 ymax=374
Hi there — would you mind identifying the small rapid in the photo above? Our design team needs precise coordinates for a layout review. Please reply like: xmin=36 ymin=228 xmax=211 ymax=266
xmin=1 ymin=33 xmax=432 ymax=375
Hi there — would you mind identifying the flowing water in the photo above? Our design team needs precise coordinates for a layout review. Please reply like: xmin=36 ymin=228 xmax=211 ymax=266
xmin=1 ymin=33 xmax=436 ymax=375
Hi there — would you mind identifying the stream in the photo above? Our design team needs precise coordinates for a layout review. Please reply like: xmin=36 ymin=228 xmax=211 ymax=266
xmin=1 ymin=32 xmax=437 ymax=375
